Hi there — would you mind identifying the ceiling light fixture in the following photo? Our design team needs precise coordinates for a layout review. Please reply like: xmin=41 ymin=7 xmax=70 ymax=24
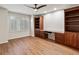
xmin=34 ymin=8 xmax=38 ymax=12
xmin=54 ymin=8 xmax=57 ymax=10
xmin=24 ymin=4 xmax=47 ymax=12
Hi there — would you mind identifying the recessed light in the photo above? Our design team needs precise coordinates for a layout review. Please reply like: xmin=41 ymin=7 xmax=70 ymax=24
xmin=44 ymin=11 xmax=47 ymax=13
xmin=53 ymin=8 xmax=57 ymax=10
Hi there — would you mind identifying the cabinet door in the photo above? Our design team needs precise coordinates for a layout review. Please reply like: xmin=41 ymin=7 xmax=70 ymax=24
xmin=70 ymin=32 xmax=77 ymax=48
xmin=64 ymin=32 xmax=77 ymax=48
xmin=65 ymin=32 xmax=71 ymax=46
xmin=55 ymin=33 xmax=64 ymax=44
xmin=76 ymin=33 xmax=79 ymax=48
xmin=40 ymin=31 xmax=48 ymax=39
xmin=64 ymin=32 xmax=71 ymax=46
xmin=35 ymin=30 xmax=40 ymax=37
xmin=40 ymin=31 xmax=44 ymax=38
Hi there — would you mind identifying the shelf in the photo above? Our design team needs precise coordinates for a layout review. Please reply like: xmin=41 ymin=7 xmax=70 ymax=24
xmin=35 ymin=18 xmax=40 ymax=29
xmin=65 ymin=25 xmax=79 ymax=27
xmin=65 ymin=20 xmax=79 ymax=22
xmin=65 ymin=30 xmax=79 ymax=32
xmin=66 ymin=15 xmax=79 ymax=18
xmin=35 ymin=24 xmax=39 ymax=26
xmin=35 ymin=20 xmax=39 ymax=22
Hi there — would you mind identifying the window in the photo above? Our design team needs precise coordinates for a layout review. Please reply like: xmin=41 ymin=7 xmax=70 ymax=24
xmin=9 ymin=15 xmax=27 ymax=32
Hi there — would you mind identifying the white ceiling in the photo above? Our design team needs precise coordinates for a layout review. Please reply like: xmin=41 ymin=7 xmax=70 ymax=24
xmin=0 ymin=4 xmax=79 ymax=15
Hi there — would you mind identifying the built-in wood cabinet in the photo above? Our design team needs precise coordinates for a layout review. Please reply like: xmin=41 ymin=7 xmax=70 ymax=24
xmin=35 ymin=29 xmax=48 ymax=39
xmin=64 ymin=32 xmax=77 ymax=48
xmin=35 ymin=29 xmax=40 ymax=37
xmin=55 ymin=6 xmax=79 ymax=49
xmin=55 ymin=32 xmax=79 ymax=49
xmin=34 ymin=16 xmax=43 ymax=31
xmin=34 ymin=16 xmax=48 ymax=39
xmin=55 ymin=33 xmax=64 ymax=44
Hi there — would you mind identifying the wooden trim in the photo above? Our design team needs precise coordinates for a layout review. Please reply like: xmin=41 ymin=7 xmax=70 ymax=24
xmin=40 ymin=16 xmax=43 ymax=31
xmin=65 ymin=6 xmax=79 ymax=12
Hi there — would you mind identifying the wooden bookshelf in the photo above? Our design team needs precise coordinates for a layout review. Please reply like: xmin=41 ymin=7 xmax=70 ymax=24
xmin=65 ymin=6 xmax=79 ymax=32
xmin=65 ymin=6 xmax=79 ymax=49
xmin=34 ymin=17 xmax=40 ymax=29
xmin=34 ymin=16 xmax=48 ymax=39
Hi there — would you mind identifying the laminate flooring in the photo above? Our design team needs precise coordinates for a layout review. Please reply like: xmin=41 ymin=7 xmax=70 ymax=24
xmin=0 ymin=36 xmax=79 ymax=55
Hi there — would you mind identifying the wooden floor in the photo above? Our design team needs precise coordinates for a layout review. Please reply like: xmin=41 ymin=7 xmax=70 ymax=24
xmin=0 ymin=36 xmax=79 ymax=55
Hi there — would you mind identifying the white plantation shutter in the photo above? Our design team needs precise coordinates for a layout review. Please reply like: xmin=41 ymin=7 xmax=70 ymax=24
xmin=9 ymin=16 xmax=27 ymax=32
xmin=9 ymin=19 xmax=17 ymax=32
xmin=20 ymin=19 xmax=27 ymax=32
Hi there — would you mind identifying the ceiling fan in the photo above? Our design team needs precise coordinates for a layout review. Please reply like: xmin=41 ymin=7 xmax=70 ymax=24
xmin=24 ymin=4 xmax=47 ymax=12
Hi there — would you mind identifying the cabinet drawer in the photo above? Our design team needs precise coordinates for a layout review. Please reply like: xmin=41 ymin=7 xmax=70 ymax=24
xmin=55 ymin=33 xmax=64 ymax=44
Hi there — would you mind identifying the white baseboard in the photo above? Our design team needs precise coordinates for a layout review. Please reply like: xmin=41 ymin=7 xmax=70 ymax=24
xmin=0 ymin=40 xmax=8 ymax=44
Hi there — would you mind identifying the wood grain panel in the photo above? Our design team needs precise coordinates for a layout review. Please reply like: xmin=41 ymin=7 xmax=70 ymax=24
xmin=40 ymin=16 xmax=43 ymax=31
xmin=64 ymin=32 xmax=77 ymax=47
xmin=77 ymin=33 xmax=79 ymax=48
xmin=55 ymin=33 xmax=64 ymax=44
xmin=55 ymin=32 xmax=79 ymax=49
xmin=65 ymin=6 xmax=79 ymax=12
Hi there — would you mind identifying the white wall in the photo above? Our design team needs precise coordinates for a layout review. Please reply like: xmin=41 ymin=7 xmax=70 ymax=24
xmin=30 ymin=15 xmax=34 ymax=36
xmin=44 ymin=10 xmax=64 ymax=33
xmin=8 ymin=12 xmax=31 ymax=39
xmin=0 ymin=7 xmax=9 ymax=43
xmin=0 ymin=8 xmax=31 ymax=44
